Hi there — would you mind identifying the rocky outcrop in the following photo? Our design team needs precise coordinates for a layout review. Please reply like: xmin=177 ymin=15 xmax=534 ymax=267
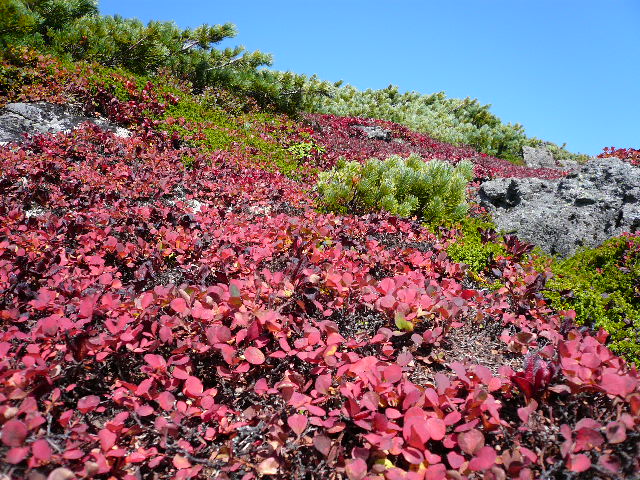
xmin=479 ymin=157 xmax=640 ymax=257
xmin=353 ymin=124 xmax=392 ymax=142
xmin=0 ymin=102 xmax=130 ymax=144
xmin=522 ymin=145 xmax=580 ymax=172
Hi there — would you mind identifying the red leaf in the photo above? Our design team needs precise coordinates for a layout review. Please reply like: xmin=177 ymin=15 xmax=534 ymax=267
xmin=600 ymin=370 xmax=637 ymax=397
xmin=598 ymin=453 xmax=622 ymax=473
xmin=517 ymin=399 xmax=538 ymax=423
xmin=567 ymin=453 xmax=591 ymax=472
xmin=170 ymin=298 xmax=188 ymax=314
xmin=144 ymin=354 xmax=166 ymax=370
xmin=574 ymin=428 xmax=604 ymax=452
xmin=605 ymin=421 xmax=627 ymax=444
xmin=426 ymin=417 xmax=446 ymax=441
xmin=402 ymin=446 xmax=425 ymax=465
xmin=98 ymin=428 xmax=117 ymax=451
xmin=1 ymin=419 xmax=28 ymax=447
xmin=444 ymin=411 xmax=461 ymax=426
xmin=173 ymin=454 xmax=191 ymax=469
xmin=254 ymin=378 xmax=269 ymax=395
xmin=257 ymin=457 xmax=279 ymax=475
xmin=62 ymin=449 xmax=84 ymax=460
xmin=156 ymin=391 xmax=176 ymax=410
xmin=313 ymin=433 xmax=331 ymax=456
xmin=135 ymin=405 xmax=154 ymax=417
xmin=457 ymin=429 xmax=484 ymax=455
xmin=184 ymin=376 xmax=204 ymax=397
xmin=287 ymin=414 xmax=308 ymax=436
xmin=447 ymin=451 xmax=465 ymax=469
xmin=244 ymin=346 xmax=265 ymax=365
xmin=206 ymin=325 xmax=232 ymax=344
xmin=32 ymin=438 xmax=52 ymax=461
xmin=5 ymin=446 xmax=29 ymax=464
xmin=468 ymin=446 xmax=497 ymax=471
xmin=315 ymin=374 xmax=332 ymax=394
xmin=345 ymin=458 xmax=367 ymax=480
xmin=77 ymin=395 xmax=100 ymax=414
xmin=384 ymin=364 xmax=403 ymax=383
xmin=46 ymin=468 xmax=76 ymax=480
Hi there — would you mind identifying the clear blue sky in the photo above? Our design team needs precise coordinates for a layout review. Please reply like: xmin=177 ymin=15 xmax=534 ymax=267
xmin=99 ymin=0 xmax=639 ymax=156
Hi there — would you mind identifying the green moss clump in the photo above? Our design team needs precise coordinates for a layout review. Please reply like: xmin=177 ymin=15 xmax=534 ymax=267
xmin=544 ymin=235 xmax=640 ymax=365
xmin=446 ymin=216 xmax=505 ymax=275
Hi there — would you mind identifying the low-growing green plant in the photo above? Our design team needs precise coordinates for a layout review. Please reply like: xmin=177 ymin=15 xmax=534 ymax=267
xmin=446 ymin=216 xmax=506 ymax=274
xmin=543 ymin=235 xmax=640 ymax=365
xmin=286 ymin=140 xmax=325 ymax=160
xmin=317 ymin=154 xmax=474 ymax=225
xmin=180 ymin=155 xmax=196 ymax=170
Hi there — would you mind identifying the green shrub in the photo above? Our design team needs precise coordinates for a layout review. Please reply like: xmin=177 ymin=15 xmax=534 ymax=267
xmin=317 ymin=154 xmax=473 ymax=224
xmin=446 ymin=217 xmax=505 ymax=274
xmin=543 ymin=235 xmax=640 ymax=365
xmin=286 ymin=140 xmax=325 ymax=160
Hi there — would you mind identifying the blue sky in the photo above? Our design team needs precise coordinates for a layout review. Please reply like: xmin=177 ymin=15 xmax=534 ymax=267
xmin=99 ymin=0 xmax=639 ymax=156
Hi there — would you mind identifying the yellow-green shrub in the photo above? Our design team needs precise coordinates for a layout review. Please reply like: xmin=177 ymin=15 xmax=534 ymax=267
xmin=544 ymin=235 xmax=640 ymax=365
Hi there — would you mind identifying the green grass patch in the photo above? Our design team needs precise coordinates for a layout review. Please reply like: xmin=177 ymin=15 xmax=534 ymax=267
xmin=543 ymin=235 xmax=640 ymax=366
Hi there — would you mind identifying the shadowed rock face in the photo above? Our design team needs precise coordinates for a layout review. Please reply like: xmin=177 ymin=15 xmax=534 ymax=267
xmin=0 ymin=102 xmax=129 ymax=144
xmin=479 ymin=157 xmax=640 ymax=257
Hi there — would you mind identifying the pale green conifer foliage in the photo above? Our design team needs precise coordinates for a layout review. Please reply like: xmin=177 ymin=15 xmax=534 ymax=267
xmin=317 ymin=154 xmax=474 ymax=225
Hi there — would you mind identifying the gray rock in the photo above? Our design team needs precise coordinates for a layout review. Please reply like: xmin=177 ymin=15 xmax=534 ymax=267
xmin=353 ymin=124 xmax=392 ymax=142
xmin=0 ymin=102 xmax=130 ymax=144
xmin=478 ymin=157 xmax=640 ymax=257
xmin=523 ymin=146 xmax=557 ymax=169
xmin=522 ymin=145 xmax=582 ymax=173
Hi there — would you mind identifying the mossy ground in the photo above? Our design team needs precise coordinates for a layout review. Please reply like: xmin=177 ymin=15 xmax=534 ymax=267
xmin=542 ymin=236 xmax=640 ymax=365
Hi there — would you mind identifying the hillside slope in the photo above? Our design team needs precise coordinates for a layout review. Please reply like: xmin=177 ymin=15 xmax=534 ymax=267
xmin=0 ymin=50 xmax=638 ymax=480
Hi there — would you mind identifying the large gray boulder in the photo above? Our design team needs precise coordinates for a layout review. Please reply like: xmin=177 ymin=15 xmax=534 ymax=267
xmin=478 ymin=157 xmax=640 ymax=257
xmin=0 ymin=102 xmax=129 ymax=144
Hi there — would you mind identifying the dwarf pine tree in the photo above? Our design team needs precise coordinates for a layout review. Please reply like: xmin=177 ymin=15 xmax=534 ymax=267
xmin=0 ymin=0 xmax=335 ymax=114
xmin=317 ymin=154 xmax=474 ymax=225
xmin=0 ymin=0 xmax=98 ymax=48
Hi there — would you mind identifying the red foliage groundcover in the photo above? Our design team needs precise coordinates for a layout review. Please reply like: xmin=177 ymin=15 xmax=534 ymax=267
xmin=0 ymin=124 xmax=638 ymax=480
xmin=303 ymin=114 xmax=566 ymax=180
xmin=599 ymin=147 xmax=640 ymax=167
xmin=0 ymin=54 xmax=638 ymax=479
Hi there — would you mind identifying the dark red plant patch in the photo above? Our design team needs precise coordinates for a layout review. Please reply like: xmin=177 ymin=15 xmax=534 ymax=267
xmin=304 ymin=113 xmax=567 ymax=180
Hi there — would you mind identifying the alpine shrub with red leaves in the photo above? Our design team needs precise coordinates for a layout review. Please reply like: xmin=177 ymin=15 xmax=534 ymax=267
xmin=0 ymin=55 xmax=639 ymax=480
xmin=599 ymin=147 xmax=640 ymax=166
